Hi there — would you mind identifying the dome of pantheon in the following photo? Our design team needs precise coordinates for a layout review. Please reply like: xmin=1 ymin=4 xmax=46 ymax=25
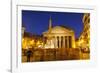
xmin=43 ymin=26 xmax=74 ymax=35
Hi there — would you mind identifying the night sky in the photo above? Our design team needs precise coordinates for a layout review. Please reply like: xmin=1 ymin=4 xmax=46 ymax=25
xmin=22 ymin=10 xmax=84 ymax=39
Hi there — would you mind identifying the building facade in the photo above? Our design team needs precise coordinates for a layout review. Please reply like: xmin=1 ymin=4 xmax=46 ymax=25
xmin=43 ymin=17 xmax=75 ymax=49
xmin=77 ymin=13 xmax=90 ymax=49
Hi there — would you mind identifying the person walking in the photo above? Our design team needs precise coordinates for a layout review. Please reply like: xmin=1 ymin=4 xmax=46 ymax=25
xmin=26 ymin=48 xmax=33 ymax=62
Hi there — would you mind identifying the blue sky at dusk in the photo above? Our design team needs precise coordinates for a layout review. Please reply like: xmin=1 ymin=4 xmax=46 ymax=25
xmin=22 ymin=10 xmax=84 ymax=39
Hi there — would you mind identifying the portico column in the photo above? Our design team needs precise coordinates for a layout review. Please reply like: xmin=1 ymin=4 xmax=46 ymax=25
xmin=63 ymin=36 xmax=65 ymax=48
xmin=72 ymin=36 xmax=75 ymax=48
xmin=59 ymin=36 xmax=61 ymax=48
xmin=67 ymin=36 xmax=69 ymax=48
xmin=55 ymin=36 xmax=58 ymax=48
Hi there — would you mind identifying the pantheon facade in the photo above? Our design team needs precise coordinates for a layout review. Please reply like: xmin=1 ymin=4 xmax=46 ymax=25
xmin=43 ymin=17 xmax=75 ymax=49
